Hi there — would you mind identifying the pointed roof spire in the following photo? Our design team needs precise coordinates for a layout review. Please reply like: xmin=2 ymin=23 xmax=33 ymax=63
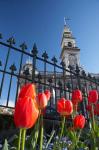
xmin=64 ymin=17 xmax=70 ymax=26
xmin=63 ymin=17 xmax=71 ymax=33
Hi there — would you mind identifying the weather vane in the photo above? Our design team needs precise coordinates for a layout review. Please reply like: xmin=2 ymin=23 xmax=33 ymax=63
xmin=64 ymin=17 xmax=70 ymax=26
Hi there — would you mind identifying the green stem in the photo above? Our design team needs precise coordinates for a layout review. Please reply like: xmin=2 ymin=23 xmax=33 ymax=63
xmin=92 ymin=104 xmax=95 ymax=130
xmin=21 ymin=129 xmax=26 ymax=150
xmin=18 ymin=128 xmax=22 ymax=150
xmin=30 ymin=117 xmax=40 ymax=150
xmin=78 ymin=129 xmax=82 ymax=140
xmin=40 ymin=114 xmax=43 ymax=150
xmin=60 ymin=116 xmax=65 ymax=138
xmin=91 ymin=104 xmax=96 ymax=149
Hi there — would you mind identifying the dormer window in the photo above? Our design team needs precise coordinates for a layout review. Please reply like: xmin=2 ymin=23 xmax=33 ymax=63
xmin=68 ymin=42 xmax=72 ymax=47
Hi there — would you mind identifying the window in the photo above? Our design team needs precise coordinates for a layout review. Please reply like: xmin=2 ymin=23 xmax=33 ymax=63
xmin=68 ymin=42 xmax=72 ymax=47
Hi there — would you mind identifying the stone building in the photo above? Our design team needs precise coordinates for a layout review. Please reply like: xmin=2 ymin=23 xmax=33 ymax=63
xmin=20 ymin=23 xmax=99 ymax=108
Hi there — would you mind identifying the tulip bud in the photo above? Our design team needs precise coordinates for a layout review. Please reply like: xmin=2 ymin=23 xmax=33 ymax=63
xmin=73 ymin=114 xmax=85 ymax=129
xmin=88 ymin=90 xmax=98 ymax=104
xmin=72 ymin=89 xmax=82 ymax=105
xmin=57 ymin=98 xmax=73 ymax=116
xmin=37 ymin=93 xmax=48 ymax=109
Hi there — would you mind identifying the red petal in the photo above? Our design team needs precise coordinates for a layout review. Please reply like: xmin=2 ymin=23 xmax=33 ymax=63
xmin=44 ymin=90 xmax=51 ymax=101
xmin=18 ymin=83 xmax=36 ymax=99
xmin=14 ymin=97 xmax=39 ymax=128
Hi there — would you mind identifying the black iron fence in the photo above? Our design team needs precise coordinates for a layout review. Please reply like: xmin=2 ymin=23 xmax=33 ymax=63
xmin=0 ymin=34 xmax=99 ymax=116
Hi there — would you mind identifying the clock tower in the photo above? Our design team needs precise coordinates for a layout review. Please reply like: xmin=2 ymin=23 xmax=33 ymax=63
xmin=60 ymin=23 xmax=80 ymax=70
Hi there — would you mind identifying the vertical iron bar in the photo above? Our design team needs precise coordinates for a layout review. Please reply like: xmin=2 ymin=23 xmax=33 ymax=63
xmin=15 ymin=43 xmax=27 ymax=103
xmin=54 ymin=66 xmax=56 ymax=107
xmin=49 ymin=83 xmax=52 ymax=107
xmin=75 ymin=65 xmax=84 ymax=115
xmin=70 ymin=70 xmax=74 ymax=90
xmin=88 ymin=74 xmax=93 ymax=90
xmin=48 ymin=78 xmax=53 ymax=107
xmin=42 ymin=51 xmax=48 ymax=91
xmin=82 ymin=71 xmax=89 ymax=119
xmin=6 ymin=74 xmax=12 ymax=106
xmin=37 ymin=73 xmax=42 ymax=93
xmin=15 ymin=52 xmax=24 ymax=102
xmin=32 ymin=56 xmax=36 ymax=82
xmin=0 ymin=37 xmax=15 ymax=97
xmin=61 ymin=61 xmax=66 ymax=98
xmin=44 ymin=61 xmax=46 ymax=90
xmin=7 ymin=63 xmax=17 ymax=106
xmin=31 ymin=43 xmax=38 ymax=83
xmin=0 ymin=47 xmax=10 ymax=97
xmin=52 ymin=56 xmax=57 ymax=108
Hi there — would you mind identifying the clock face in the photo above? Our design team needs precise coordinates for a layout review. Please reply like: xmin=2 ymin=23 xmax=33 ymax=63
xmin=68 ymin=42 xmax=72 ymax=47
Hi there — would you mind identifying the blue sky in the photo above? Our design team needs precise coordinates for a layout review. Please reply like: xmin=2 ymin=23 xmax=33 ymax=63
xmin=0 ymin=0 xmax=99 ymax=74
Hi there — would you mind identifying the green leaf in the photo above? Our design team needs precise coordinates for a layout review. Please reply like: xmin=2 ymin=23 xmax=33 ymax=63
xmin=2 ymin=139 xmax=8 ymax=150
xmin=45 ymin=130 xmax=55 ymax=149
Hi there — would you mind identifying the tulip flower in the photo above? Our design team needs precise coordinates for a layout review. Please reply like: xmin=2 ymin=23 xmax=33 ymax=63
xmin=87 ymin=93 xmax=99 ymax=149
xmin=57 ymin=98 xmax=73 ymax=116
xmin=37 ymin=92 xmax=48 ymax=110
xmin=57 ymin=98 xmax=73 ymax=138
xmin=72 ymin=89 xmax=82 ymax=105
xmin=14 ymin=97 xmax=39 ymax=128
xmin=14 ymin=83 xmax=39 ymax=150
xmin=88 ymin=90 xmax=98 ymax=104
xmin=37 ymin=91 xmax=51 ymax=150
xmin=73 ymin=114 xmax=85 ymax=129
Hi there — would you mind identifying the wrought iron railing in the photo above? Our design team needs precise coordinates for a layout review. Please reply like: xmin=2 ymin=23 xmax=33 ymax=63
xmin=0 ymin=34 xmax=99 ymax=116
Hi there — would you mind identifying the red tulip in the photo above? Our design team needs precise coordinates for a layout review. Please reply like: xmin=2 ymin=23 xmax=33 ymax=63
xmin=72 ymin=89 xmax=82 ymax=105
xmin=57 ymin=98 xmax=73 ymax=116
xmin=37 ymin=93 xmax=48 ymax=109
xmin=73 ymin=114 xmax=85 ymax=129
xmin=18 ymin=83 xmax=36 ymax=99
xmin=44 ymin=90 xmax=51 ymax=101
xmin=14 ymin=97 xmax=39 ymax=128
xmin=88 ymin=90 xmax=98 ymax=104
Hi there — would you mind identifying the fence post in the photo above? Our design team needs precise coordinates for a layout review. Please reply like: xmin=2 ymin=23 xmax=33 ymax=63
xmin=75 ymin=65 xmax=85 ymax=115
xmin=61 ymin=61 xmax=66 ymax=98
xmin=42 ymin=51 xmax=48 ymax=90
xmin=0 ymin=37 xmax=15 ymax=97
xmin=15 ymin=42 xmax=27 ymax=103
xmin=68 ymin=65 xmax=74 ymax=91
xmin=31 ymin=43 xmax=38 ymax=83
xmin=6 ymin=64 xmax=17 ymax=106
xmin=51 ymin=56 xmax=57 ymax=108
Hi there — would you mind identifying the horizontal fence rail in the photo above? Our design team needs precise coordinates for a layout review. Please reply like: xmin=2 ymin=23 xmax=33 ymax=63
xmin=0 ymin=34 xmax=99 ymax=117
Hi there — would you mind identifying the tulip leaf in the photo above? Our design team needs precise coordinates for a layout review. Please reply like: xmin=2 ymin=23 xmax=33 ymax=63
xmin=45 ymin=130 xmax=55 ymax=149
xmin=2 ymin=139 xmax=9 ymax=150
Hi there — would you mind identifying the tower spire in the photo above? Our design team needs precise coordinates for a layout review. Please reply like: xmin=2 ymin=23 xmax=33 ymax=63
xmin=60 ymin=20 xmax=80 ymax=70
xmin=64 ymin=17 xmax=70 ymax=26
